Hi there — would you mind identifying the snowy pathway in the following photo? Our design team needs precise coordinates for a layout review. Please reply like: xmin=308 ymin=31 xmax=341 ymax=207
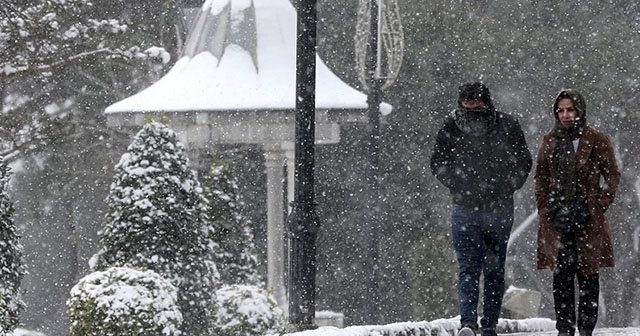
xmin=503 ymin=328 xmax=640 ymax=336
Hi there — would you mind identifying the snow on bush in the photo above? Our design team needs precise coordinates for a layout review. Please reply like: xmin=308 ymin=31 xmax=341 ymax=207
xmin=214 ymin=285 xmax=285 ymax=336
xmin=0 ymin=157 xmax=24 ymax=336
xmin=203 ymin=158 xmax=262 ymax=286
xmin=91 ymin=121 xmax=219 ymax=336
xmin=67 ymin=267 xmax=182 ymax=336
xmin=0 ymin=293 xmax=11 ymax=336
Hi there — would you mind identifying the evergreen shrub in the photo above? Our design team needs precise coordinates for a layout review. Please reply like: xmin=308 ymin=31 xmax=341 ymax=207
xmin=409 ymin=234 xmax=459 ymax=321
xmin=214 ymin=284 xmax=284 ymax=336
xmin=203 ymin=157 xmax=261 ymax=286
xmin=0 ymin=158 xmax=23 ymax=336
xmin=91 ymin=121 xmax=218 ymax=335
xmin=67 ymin=266 xmax=182 ymax=336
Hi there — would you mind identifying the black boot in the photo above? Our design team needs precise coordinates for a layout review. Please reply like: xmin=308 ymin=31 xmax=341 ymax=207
xmin=577 ymin=273 xmax=599 ymax=336
xmin=558 ymin=330 xmax=575 ymax=336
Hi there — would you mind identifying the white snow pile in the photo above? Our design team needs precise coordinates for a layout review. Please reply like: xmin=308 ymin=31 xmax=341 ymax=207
xmin=279 ymin=317 xmax=557 ymax=336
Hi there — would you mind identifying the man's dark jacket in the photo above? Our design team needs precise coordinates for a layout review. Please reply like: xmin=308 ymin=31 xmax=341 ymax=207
xmin=430 ymin=111 xmax=532 ymax=210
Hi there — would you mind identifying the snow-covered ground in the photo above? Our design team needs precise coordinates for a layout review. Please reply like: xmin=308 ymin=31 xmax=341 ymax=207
xmin=9 ymin=316 xmax=640 ymax=335
xmin=504 ymin=329 xmax=640 ymax=336
xmin=281 ymin=317 xmax=640 ymax=336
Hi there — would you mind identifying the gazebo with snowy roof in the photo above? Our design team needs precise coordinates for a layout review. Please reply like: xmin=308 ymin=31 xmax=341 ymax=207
xmin=105 ymin=0 xmax=391 ymax=312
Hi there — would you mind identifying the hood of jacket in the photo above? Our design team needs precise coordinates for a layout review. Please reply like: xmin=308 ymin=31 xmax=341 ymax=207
xmin=553 ymin=89 xmax=587 ymax=126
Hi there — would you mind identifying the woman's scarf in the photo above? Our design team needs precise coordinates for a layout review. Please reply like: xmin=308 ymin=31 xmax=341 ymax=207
xmin=549 ymin=120 xmax=584 ymax=214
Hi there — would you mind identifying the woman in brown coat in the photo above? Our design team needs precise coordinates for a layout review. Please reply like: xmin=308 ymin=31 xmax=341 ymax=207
xmin=534 ymin=89 xmax=620 ymax=336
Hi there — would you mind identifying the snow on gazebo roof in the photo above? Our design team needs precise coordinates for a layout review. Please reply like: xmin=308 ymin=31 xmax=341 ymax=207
xmin=105 ymin=0 xmax=392 ymax=115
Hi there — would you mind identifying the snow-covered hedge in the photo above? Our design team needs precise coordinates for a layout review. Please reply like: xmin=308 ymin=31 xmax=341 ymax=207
xmin=214 ymin=284 xmax=285 ymax=336
xmin=67 ymin=267 xmax=182 ymax=336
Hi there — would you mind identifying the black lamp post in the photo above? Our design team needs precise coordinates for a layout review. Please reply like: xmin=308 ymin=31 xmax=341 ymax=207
xmin=287 ymin=0 xmax=319 ymax=330
xmin=355 ymin=0 xmax=403 ymax=324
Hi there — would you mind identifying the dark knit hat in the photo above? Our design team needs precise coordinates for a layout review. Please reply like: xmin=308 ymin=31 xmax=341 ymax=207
xmin=458 ymin=82 xmax=493 ymax=108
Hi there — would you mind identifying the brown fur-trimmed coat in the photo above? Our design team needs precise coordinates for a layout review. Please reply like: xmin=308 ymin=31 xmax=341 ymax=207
xmin=535 ymin=126 xmax=620 ymax=275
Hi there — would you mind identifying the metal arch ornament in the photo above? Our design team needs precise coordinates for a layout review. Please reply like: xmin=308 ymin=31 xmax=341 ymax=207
xmin=355 ymin=0 xmax=404 ymax=91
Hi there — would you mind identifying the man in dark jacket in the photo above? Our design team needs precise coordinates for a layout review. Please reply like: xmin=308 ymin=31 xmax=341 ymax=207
xmin=430 ymin=82 xmax=532 ymax=336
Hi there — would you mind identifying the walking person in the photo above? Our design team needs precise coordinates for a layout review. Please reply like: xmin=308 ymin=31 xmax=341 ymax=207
xmin=535 ymin=89 xmax=620 ymax=336
xmin=430 ymin=82 xmax=532 ymax=336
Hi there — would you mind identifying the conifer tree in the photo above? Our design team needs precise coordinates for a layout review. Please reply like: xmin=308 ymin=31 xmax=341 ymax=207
xmin=2 ymin=1 xmax=178 ymax=331
xmin=91 ymin=121 xmax=218 ymax=336
xmin=202 ymin=157 xmax=261 ymax=286
xmin=0 ymin=157 xmax=24 ymax=335
xmin=0 ymin=0 xmax=172 ymax=159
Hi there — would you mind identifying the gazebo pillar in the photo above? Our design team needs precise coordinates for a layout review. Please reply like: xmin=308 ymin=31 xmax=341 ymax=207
xmin=284 ymin=142 xmax=296 ymax=214
xmin=263 ymin=144 xmax=288 ymax=310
